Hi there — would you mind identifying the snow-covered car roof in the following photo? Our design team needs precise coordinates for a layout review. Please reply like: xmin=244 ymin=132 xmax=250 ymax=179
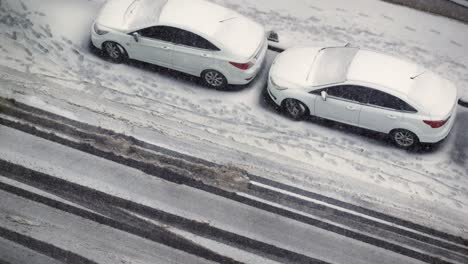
xmin=346 ymin=49 xmax=425 ymax=97
xmin=112 ymin=0 xmax=236 ymax=36
xmin=336 ymin=48 xmax=457 ymax=113
xmin=158 ymin=0 xmax=234 ymax=37
xmin=307 ymin=47 xmax=434 ymax=98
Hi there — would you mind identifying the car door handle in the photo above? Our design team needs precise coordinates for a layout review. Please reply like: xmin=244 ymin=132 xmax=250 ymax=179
xmin=201 ymin=53 xmax=209 ymax=57
xmin=387 ymin=115 xmax=397 ymax=119
xmin=346 ymin=105 xmax=358 ymax=111
xmin=161 ymin=46 xmax=171 ymax=50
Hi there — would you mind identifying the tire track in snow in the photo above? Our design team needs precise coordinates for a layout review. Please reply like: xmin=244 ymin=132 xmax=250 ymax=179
xmin=0 ymin=161 xmax=328 ymax=264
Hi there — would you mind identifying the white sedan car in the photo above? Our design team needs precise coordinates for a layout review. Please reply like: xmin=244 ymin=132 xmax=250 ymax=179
xmin=91 ymin=0 xmax=267 ymax=88
xmin=267 ymin=46 xmax=459 ymax=148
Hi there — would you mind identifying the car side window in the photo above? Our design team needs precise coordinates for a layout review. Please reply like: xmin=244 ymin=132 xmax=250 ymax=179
xmin=326 ymin=85 xmax=369 ymax=104
xmin=139 ymin=26 xmax=174 ymax=42
xmin=170 ymin=28 xmax=219 ymax=50
xmin=368 ymin=90 xmax=417 ymax=112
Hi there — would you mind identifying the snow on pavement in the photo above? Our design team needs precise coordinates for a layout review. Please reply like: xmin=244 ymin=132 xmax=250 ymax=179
xmin=0 ymin=125 xmax=427 ymax=264
xmin=0 ymin=0 xmax=467 ymax=238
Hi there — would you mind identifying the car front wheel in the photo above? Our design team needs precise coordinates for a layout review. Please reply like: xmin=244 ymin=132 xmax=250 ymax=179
xmin=391 ymin=129 xmax=419 ymax=149
xmin=202 ymin=70 xmax=227 ymax=89
xmin=283 ymin=99 xmax=308 ymax=120
xmin=103 ymin=42 xmax=127 ymax=63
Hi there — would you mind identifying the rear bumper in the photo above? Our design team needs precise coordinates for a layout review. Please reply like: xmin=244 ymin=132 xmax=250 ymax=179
xmin=418 ymin=109 xmax=458 ymax=143
xmin=227 ymin=39 xmax=268 ymax=85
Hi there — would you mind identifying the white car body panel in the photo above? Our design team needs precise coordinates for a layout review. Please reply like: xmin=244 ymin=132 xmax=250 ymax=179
xmin=315 ymin=97 xmax=362 ymax=125
xmin=171 ymin=45 xmax=213 ymax=75
xmin=268 ymin=47 xmax=459 ymax=144
xmin=131 ymin=37 xmax=173 ymax=66
xmin=359 ymin=105 xmax=403 ymax=133
xmin=91 ymin=0 xmax=266 ymax=85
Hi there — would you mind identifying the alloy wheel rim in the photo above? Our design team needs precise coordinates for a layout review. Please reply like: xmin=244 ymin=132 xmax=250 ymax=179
xmin=395 ymin=131 xmax=414 ymax=147
xmin=105 ymin=43 xmax=120 ymax=59
xmin=286 ymin=100 xmax=304 ymax=118
xmin=205 ymin=71 xmax=224 ymax=87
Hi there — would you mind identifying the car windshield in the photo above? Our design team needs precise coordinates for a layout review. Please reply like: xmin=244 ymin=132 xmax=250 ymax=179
xmin=124 ymin=0 xmax=168 ymax=31
xmin=307 ymin=47 xmax=359 ymax=86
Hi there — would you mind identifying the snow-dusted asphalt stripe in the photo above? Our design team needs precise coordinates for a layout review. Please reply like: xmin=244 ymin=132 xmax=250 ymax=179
xmin=248 ymin=173 xmax=468 ymax=248
xmin=0 ymin=172 xmax=243 ymax=264
xmin=3 ymin=97 xmax=466 ymax=250
xmin=226 ymin=194 xmax=456 ymax=264
xmin=0 ymin=160 xmax=331 ymax=264
xmin=0 ymin=156 xmax=456 ymax=264
xmin=0 ymin=226 xmax=98 ymax=264
xmin=0 ymin=99 xmax=216 ymax=167
xmin=248 ymin=180 xmax=468 ymax=257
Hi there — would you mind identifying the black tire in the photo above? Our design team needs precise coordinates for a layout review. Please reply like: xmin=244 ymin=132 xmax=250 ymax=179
xmin=391 ymin=129 xmax=419 ymax=149
xmin=103 ymin=41 xmax=127 ymax=63
xmin=202 ymin=70 xmax=227 ymax=89
xmin=283 ymin=99 xmax=309 ymax=120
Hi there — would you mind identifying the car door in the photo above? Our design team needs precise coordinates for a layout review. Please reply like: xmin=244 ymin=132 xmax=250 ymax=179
xmin=130 ymin=26 xmax=174 ymax=67
xmin=170 ymin=28 xmax=219 ymax=75
xmin=314 ymin=85 xmax=369 ymax=126
xmin=359 ymin=89 xmax=416 ymax=133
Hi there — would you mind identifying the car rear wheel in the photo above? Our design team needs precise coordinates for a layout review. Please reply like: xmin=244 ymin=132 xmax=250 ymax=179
xmin=103 ymin=42 xmax=127 ymax=63
xmin=283 ymin=99 xmax=308 ymax=120
xmin=202 ymin=70 xmax=227 ymax=89
xmin=391 ymin=129 xmax=419 ymax=149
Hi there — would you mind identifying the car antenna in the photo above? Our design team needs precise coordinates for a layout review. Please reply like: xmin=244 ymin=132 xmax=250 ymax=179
xmin=410 ymin=71 xmax=426 ymax=80
xmin=219 ymin=17 xmax=237 ymax=23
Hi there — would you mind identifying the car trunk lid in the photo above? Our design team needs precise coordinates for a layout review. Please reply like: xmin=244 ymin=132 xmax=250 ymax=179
xmin=409 ymin=72 xmax=458 ymax=120
xmin=215 ymin=16 xmax=265 ymax=60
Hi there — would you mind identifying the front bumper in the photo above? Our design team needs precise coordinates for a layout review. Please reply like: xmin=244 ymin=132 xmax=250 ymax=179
xmin=90 ymin=22 xmax=107 ymax=50
xmin=266 ymin=77 xmax=285 ymax=106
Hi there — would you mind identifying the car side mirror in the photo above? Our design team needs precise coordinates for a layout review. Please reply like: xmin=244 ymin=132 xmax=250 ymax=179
xmin=132 ymin=32 xmax=140 ymax=42
xmin=321 ymin=91 xmax=328 ymax=101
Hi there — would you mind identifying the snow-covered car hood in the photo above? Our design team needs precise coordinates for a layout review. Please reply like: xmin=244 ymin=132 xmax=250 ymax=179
xmin=270 ymin=47 xmax=322 ymax=88
xmin=95 ymin=0 xmax=167 ymax=32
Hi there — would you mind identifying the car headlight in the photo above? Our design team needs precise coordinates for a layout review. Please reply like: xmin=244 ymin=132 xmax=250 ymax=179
xmin=94 ymin=23 xmax=109 ymax=35
xmin=269 ymin=75 xmax=288 ymax=90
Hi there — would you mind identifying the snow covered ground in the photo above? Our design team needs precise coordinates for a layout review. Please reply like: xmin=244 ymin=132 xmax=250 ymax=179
xmin=0 ymin=0 xmax=467 ymax=238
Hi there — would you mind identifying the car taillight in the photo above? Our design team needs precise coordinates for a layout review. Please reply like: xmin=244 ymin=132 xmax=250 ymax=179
xmin=423 ymin=117 xmax=450 ymax=128
xmin=229 ymin=61 xmax=253 ymax=70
